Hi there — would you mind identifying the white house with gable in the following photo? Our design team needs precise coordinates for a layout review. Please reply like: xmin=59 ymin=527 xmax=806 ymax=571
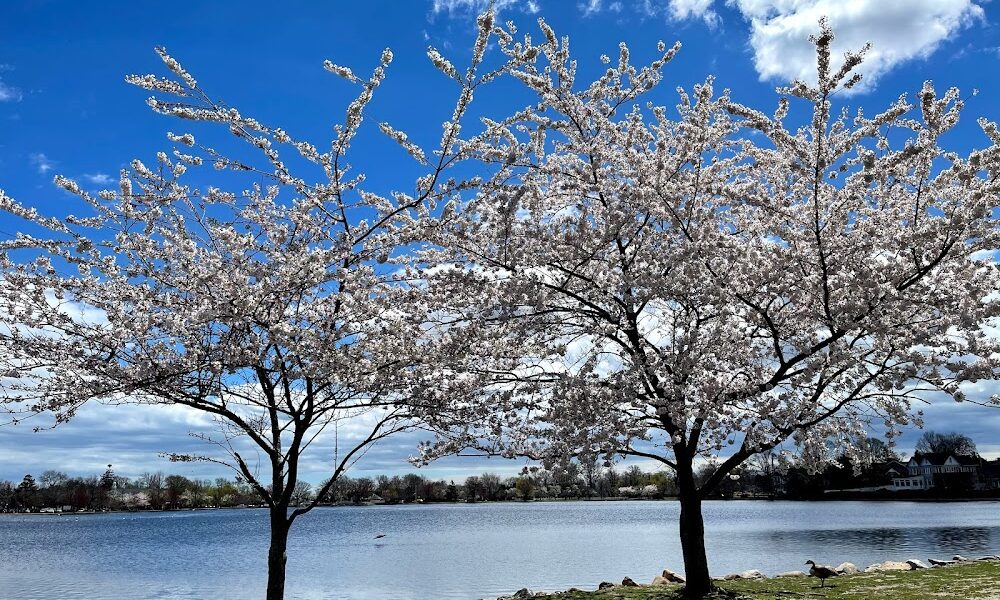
xmin=890 ymin=452 xmax=982 ymax=491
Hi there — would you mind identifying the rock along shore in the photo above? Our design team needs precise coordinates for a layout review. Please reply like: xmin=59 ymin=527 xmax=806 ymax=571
xmin=492 ymin=554 xmax=1000 ymax=599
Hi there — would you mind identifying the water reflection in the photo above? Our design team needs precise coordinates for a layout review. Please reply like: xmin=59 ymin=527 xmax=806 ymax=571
xmin=932 ymin=526 xmax=992 ymax=552
xmin=759 ymin=525 xmax=996 ymax=558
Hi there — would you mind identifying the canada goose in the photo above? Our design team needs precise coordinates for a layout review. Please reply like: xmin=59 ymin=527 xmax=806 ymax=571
xmin=374 ymin=533 xmax=386 ymax=539
xmin=805 ymin=560 xmax=838 ymax=587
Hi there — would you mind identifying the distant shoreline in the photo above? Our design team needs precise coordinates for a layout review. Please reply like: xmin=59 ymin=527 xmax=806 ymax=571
xmin=3 ymin=494 xmax=1000 ymax=518
xmin=0 ymin=505 xmax=267 ymax=517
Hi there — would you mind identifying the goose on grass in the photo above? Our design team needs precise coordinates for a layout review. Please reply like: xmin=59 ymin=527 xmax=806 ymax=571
xmin=805 ymin=560 xmax=839 ymax=588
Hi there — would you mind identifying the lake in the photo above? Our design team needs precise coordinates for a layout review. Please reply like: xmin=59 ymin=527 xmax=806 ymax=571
xmin=1 ymin=500 xmax=998 ymax=599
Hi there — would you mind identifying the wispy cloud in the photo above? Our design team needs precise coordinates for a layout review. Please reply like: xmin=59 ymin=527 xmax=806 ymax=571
xmin=0 ymin=79 xmax=22 ymax=103
xmin=431 ymin=0 xmax=519 ymax=15
xmin=580 ymin=0 xmax=603 ymax=17
xmin=430 ymin=0 xmax=544 ymax=16
xmin=668 ymin=0 xmax=721 ymax=28
xmin=83 ymin=172 xmax=113 ymax=186
xmin=0 ymin=64 xmax=22 ymax=102
xmin=580 ymin=0 xmax=714 ymax=26
xmin=29 ymin=153 xmax=55 ymax=175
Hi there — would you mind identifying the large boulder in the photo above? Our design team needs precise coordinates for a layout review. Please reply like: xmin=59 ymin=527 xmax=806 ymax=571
xmin=724 ymin=570 xmax=765 ymax=580
xmin=953 ymin=555 xmax=969 ymax=562
xmin=649 ymin=569 xmax=686 ymax=586
xmin=496 ymin=589 xmax=538 ymax=600
xmin=597 ymin=582 xmax=615 ymax=590
xmin=906 ymin=560 xmax=929 ymax=570
xmin=928 ymin=558 xmax=956 ymax=567
xmin=977 ymin=556 xmax=1000 ymax=562
xmin=660 ymin=569 xmax=686 ymax=583
xmin=836 ymin=562 xmax=859 ymax=575
xmin=775 ymin=571 xmax=808 ymax=578
xmin=865 ymin=561 xmax=912 ymax=572
xmin=620 ymin=577 xmax=639 ymax=587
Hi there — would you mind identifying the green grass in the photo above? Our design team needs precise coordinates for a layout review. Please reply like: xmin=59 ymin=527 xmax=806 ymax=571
xmin=543 ymin=561 xmax=1000 ymax=600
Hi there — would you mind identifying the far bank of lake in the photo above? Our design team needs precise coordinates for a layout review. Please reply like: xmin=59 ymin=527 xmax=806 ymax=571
xmin=7 ymin=489 xmax=1000 ymax=519
xmin=1 ymin=500 xmax=998 ymax=599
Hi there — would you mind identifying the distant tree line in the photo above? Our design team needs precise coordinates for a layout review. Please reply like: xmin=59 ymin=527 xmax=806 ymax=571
xmin=319 ymin=436 xmax=915 ymax=504
xmin=317 ymin=461 xmax=681 ymax=504
xmin=3 ymin=433 xmax=990 ymax=512
xmin=0 ymin=465 xmax=263 ymax=513
xmin=3 ymin=462 xmax=693 ymax=511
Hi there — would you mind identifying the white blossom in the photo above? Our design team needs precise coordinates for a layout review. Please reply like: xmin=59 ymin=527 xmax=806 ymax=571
xmin=416 ymin=19 xmax=1000 ymax=595
xmin=379 ymin=122 xmax=427 ymax=165
xmin=322 ymin=60 xmax=360 ymax=83
xmin=0 ymin=13 xmax=519 ymax=599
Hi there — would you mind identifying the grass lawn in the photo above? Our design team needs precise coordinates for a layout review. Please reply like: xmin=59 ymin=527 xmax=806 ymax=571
xmin=543 ymin=560 xmax=1000 ymax=600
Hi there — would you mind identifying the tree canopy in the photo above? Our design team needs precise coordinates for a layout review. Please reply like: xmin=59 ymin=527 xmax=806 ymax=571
xmin=414 ymin=18 xmax=1000 ymax=597
xmin=915 ymin=431 xmax=979 ymax=457
xmin=0 ymin=10 xmax=997 ymax=600
xmin=0 ymin=11 xmax=530 ymax=600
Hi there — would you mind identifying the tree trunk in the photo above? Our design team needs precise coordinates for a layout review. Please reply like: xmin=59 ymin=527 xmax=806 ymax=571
xmin=266 ymin=508 xmax=290 ymax=600
xmin=676 ymin=459 xmax=713 ymax=598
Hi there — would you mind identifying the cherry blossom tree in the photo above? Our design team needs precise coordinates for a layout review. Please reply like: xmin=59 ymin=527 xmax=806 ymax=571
xmin=0 ymin=11 xmax=524 ymax=600
xmin=418 ymin=21 xmax=1000 ymax=597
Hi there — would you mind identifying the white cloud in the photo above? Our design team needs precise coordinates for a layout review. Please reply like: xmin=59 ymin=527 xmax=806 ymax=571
xmin=83 ymin=172 xmax=113 ymax=186
xmin=0 ymin=79 xmax=21 ymax=102
xmin=0 ymin=399 xmax=490 ymax=484
xmin=0 ymin=64 xmax=21 ymax=102
xmin=29 ymin=153 xmax=54 ymax=175
xmin=669 ymin=0 xmax=721 ymax=27
xmin=581 ymin=0 xmax=715 ymax=26
xmin=726 ymin=0 xmax=984 ymax=89
xmin=431 ymin=0 xmax=520 ymax=14
xmin=581 ymin=0 xmax=603 ymax=17
xmin=432 ymin=0 xmax=627 ymax=19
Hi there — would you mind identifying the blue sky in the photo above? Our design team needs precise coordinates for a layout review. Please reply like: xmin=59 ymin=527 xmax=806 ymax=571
xmin=1 ymin=0 xmax=999 ymax=484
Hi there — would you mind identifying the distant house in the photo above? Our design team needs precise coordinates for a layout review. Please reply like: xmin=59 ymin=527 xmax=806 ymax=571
xmin=890 ymin=452 xmax=982 ymax=491
xmin=884 ymin=460 xmax=907 ymax=479
xmin=889 ymin=474 xmax=929 ymax=491
xmin=885 ymin=458 xmax=926 ymax=491
xmin=981 ymin=460 xmax=1000 ymax=490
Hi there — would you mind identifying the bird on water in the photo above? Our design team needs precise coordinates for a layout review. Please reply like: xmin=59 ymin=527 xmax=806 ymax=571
xmin=374 ymin=533 xmax=386 ymax=539
xmin=805 ymin=560 xmax=839 ymax=588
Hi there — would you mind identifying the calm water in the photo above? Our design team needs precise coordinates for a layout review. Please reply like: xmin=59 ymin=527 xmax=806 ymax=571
xmin=1 ymin=500 xmax=998 ymax=599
